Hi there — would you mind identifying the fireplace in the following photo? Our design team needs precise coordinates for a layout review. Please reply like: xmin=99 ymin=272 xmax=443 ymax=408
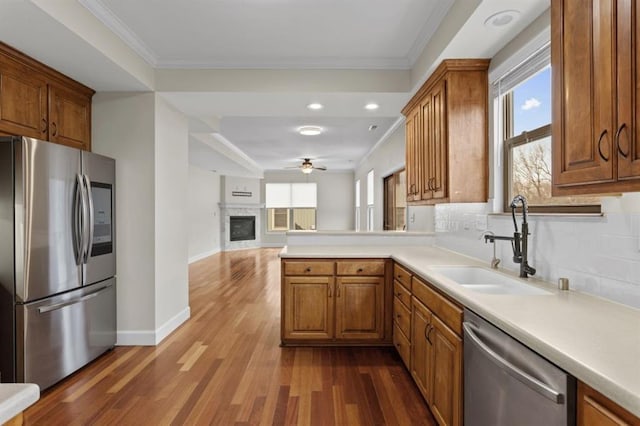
xmin=230 ymin=216 xmax=256 ymax=242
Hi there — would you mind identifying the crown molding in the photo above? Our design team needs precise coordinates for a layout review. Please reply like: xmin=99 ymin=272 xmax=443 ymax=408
xmin=79 ymin=0 xmax=158 ymax=66
xmin=155 ymin=56 xmax=411 ymax=70
xmin=406 ymin=0 xmax=455 ymax=67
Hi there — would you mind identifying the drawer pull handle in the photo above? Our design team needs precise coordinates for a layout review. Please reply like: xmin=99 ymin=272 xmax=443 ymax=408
xmin=51 ymin=122 xmax=58 ymax=137
xmin=305 ymin=267 xmax=311 ymax=272
xmin=41 ymin=118 xmax=48 ymax=133
xmin=357 ymin=268 xmax=363 ymax=273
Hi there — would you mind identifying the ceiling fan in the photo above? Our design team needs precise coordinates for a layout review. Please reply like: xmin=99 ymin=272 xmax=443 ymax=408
xmin=286 ymin=158 xmax=327 ymax=174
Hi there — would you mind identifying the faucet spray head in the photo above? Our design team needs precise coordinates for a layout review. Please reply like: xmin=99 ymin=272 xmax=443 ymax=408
xmin=510 ymin=195 xmax=528 ymax=224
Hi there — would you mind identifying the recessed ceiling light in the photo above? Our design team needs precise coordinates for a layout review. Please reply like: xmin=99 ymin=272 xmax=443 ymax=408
xmin=365 ymin=103 xmax=379 ymax=111
xmin=299 ymin=126 xmax=323 ymax=136
xmin=307 ymin=103 xmax=323 ymax=110
xmin=369 ymin=125 xmax=378 ymax=131
xmin=484 ymin=10 xmax=520 ymax=28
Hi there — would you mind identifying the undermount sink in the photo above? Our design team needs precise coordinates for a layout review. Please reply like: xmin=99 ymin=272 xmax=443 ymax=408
xmin=429 ymin=266 xmax=551 ymax=295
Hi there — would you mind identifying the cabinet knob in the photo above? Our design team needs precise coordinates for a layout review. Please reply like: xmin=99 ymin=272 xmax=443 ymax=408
xmin=305 ymin=267 xmax=311 ymax=272
xmin=357 ymin=268 xmax=363 ymax=273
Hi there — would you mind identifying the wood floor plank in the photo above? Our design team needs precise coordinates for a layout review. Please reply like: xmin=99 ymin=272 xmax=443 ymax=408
xmin=23 ymin=248 xmax=435 ymax=425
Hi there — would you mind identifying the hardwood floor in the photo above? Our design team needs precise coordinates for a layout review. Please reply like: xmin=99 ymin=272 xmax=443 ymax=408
xmin=24 ymin=248 xmax=434 ymax=425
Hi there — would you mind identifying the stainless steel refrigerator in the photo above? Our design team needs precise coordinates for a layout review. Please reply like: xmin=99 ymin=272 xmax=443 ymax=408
xmin=0 ymin=136 xmax=116 ymax=390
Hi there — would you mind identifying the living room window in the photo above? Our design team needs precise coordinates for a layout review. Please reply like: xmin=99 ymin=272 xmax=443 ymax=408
xmin=265 ymin=183 xmax=317 ymax=231
xmin=497 ymin=44 xmax=600 ymax=213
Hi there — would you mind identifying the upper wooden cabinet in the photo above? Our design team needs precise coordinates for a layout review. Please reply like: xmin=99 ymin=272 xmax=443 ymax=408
xmin=0 ymin=42 xmax=94 ymax=151
xmin=402 ymin=59 xmax=489 ymax=205
xmin=552 ymin=0 xmax=640 ymax=194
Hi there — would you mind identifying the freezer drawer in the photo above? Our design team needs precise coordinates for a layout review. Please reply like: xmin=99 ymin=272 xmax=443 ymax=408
xmin=463 ymin=309 xmax=575 ymax=426
xmin=16 ymin=279 xmax=116 ymax=390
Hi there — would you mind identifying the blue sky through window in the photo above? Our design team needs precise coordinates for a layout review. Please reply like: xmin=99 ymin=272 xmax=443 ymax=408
xmin=512 ymin=66 xmax=551 ymax=135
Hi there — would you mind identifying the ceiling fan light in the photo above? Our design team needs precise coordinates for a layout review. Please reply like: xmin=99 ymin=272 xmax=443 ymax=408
xmin=301 ymin=167 xmax=313 ymax=174
xmin=299 ymin=126 xmax=323 ymax=136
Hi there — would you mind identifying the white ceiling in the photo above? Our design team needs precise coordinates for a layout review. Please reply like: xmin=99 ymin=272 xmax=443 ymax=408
xmin=80 ymin=0 xmax=455 ymax=69
xmin=220 ymin=116 xmax=398 ymax=171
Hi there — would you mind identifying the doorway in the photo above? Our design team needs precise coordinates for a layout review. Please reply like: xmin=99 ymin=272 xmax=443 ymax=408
xmin=383 ymin=169 xmax=407 ymax=231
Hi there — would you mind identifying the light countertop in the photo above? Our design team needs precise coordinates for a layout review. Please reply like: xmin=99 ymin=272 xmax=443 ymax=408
xmin=0 ymin=384 xmax=39 ymax=424
xmin=280 ymin=245 xmax=640 ymax=417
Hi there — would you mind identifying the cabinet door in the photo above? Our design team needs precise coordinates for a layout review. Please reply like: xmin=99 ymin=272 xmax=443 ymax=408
xmin=0 ymin=56 xmax=47 ymax=139
xmin=406 ymin=106 xmax=422 ymax=201
xmin=335 ymin=276 xmax=384 ymax=340
xmin=617 ymin=0 xmax=640 ymax=180
xmin=283 ymin=276 xmax=334 ymax=340
xmin=430 ymin=315 xmax=462 ymax=426
xmin=578 ymin=381 xmax=640 ymax=425
xmin=431 ymin=80 xmax=448 ymax=200
xmin=552 ymin=0 xmax=616 ymax=188
xmin=421 ymin=95 xmax=434 ymax=200
xmin=411 ymin=297 xmax=433 ymax=403
xmin=48 ymin=85 xmax=91 ymax=150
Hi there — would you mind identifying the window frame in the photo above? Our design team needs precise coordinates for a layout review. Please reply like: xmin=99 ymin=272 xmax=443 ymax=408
xmin=499 ymin=58 xmax=600 ymax=214
xmin=266 ymin=207 xmax=317 ymax=232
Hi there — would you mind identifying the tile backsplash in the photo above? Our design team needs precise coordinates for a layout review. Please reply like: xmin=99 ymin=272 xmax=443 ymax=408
xmin=434 ymin=203 xmax=640 ymax=310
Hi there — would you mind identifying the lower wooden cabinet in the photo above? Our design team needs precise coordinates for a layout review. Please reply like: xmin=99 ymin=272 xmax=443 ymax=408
xmin=430 ymin=315 xmax=462 ymax=426
xmin=411 ymin=296 xmax=433 ymax=402
xmin=281 ymin=259 xmax=391 ymax=345
xmin=394 ymin=265 xmax=463 ymax=426
xmin=578 ymin=381 xmax=640 ymax=426
xmin=335 ymin=276 xmax=384 ymax=339
xmin=283 ymin=276 xmax=334 ymax=340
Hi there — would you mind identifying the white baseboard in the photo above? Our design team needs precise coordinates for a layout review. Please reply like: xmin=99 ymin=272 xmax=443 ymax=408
xmin=116 ymin=330 xmax=156 ymax=346
xmin=189 ymin=248 xmax=220 ymax=264
xmin=155 ymin=306 xmax=191 ymax=344
xmin=116 ymin=306 xmax=191 ymax=346
xmin=261 ymin=242 xmax=285 ymax=248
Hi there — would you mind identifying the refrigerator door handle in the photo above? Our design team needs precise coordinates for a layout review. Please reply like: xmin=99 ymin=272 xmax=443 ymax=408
xmin=73 ymin=174 xmax=84 ymax=265
xmin=82 ymin=174 xmax=94 ymax=264
xmin=463 ymin=322 xmax=564 ymax=404
xmin=37 ymin=285 xmax=109 ymax=314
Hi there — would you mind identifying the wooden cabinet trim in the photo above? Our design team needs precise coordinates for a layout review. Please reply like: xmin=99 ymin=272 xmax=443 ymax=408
xmin=412 ymin=276 xmax=463 ymax=336
xmin=393 ymin=296 xmax=411 ymax=338
xmin=0 ymin=42 xmax=94 ymax=97
xmin=401 ymin=59 xmax=490 ymax=116
xmin=393 ymin=263 xmax=412 ymax=290
xmin=336 ymin=260 xmax=385 ymax=276
xmin=284 ymin=260 xmax=335 ymax=276
xmin=393 ymin=280 xmax=412 ymax=308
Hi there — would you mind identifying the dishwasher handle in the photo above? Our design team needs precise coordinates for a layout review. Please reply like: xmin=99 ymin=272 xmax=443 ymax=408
xmin=463 ymin=322 xmax=564 ymax=404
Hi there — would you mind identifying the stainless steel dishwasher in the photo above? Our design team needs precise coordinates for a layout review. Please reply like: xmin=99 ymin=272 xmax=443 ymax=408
xmin=463 ymin=309 xmax=576 ymax=425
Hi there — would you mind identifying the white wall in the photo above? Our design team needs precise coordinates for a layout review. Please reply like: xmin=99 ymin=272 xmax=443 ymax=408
xmin=261 ymin=170 xmax=354 ymax=246
xmin=92 ymin=92 xmax=157 ymax=335
xmin=222 ymin=176 xmax=261 ymax=204
xmin=154 ymin=95 xmax=190 ymax=332
xmin=354 ymin=123 xmax=434 ymax=232
xmin=92 ymin=92 xmax=191 ymax=345
xmin=188 ymin=166 xmax=221 ymax=262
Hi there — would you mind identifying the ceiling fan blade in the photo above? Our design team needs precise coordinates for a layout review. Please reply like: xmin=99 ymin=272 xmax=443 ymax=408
xmin=285 ymin=166 xmax=301 ymax=169
xmin=314 ymin=166 xmax=327 ymax=171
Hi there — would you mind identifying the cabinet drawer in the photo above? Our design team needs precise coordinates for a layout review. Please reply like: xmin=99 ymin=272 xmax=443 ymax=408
xmin=393 ymin=263 xmax=412 ymax=289
xmin=412 ymin=276 xmax=462 ymax=336
xmin=284 ymin=261 xmax=334 ymax=276
xmin=393 ymin=296 xmax=411 ymax=339
xmin=394 ymin=280 xmax=411 ymax=309
xmin=336 ymin=260 xmax=385 ymax=276
xmin=393 ymin=323 xmax=411 ymax=369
